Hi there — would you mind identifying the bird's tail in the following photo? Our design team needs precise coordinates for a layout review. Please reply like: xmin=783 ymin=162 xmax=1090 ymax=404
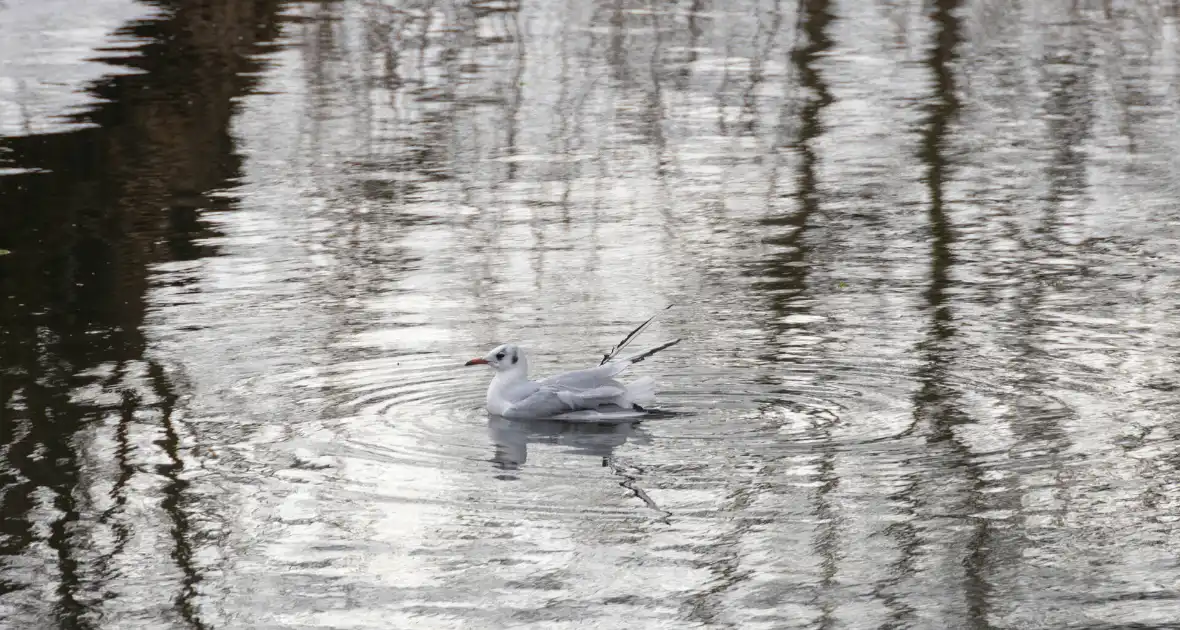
xmin=616 ymin=339 xmax=679 ymax=409
xmin=620 ymin=375 xmax=657 ymax=408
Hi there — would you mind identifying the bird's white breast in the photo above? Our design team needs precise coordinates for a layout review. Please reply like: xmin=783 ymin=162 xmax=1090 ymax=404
xmin=486 ymin=375 xmax=539 ymax=416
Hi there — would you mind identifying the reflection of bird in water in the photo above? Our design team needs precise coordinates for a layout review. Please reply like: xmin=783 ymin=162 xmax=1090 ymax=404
xmin=487 ymin=415 xmax=648 ymax=471
xmin=487 ymin=416 xmax=672 ymax=521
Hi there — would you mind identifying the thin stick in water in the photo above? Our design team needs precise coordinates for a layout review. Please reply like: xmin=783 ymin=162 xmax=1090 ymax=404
xmin=600 ymin=304 xmax=674 ymax=365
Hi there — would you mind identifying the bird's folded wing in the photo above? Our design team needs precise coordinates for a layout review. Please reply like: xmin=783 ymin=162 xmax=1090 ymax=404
xmin=501 ymin=388 xmax=565 ymax=418
xmin=555 ymin=385 xmax=626 ymax=408
xmin=540 ymin=364 xmax=629 ymax=388
xmin=504 ymin=383 xmax=625 ymax=418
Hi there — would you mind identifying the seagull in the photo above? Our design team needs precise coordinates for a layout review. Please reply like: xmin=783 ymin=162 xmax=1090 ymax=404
xmin=465 ymin=309 xmax=680 ymax=421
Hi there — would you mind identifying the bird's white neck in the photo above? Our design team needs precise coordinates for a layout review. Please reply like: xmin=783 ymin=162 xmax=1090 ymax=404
xmin=490 ymin=362 xmax=528 ymax=389
xmin=486 ymin=362 xmax=529 ymax=414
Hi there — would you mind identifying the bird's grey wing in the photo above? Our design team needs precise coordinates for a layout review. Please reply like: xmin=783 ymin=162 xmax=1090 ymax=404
xmin=555 ymin=385 xmax=627 ymax=408
xmin=501 ymin=387 xmax=567 ymax=418
xmin=504 ymin=382 xmax=626 ymax=418
xmin=540 ymin=364 xmax=629 ymax=389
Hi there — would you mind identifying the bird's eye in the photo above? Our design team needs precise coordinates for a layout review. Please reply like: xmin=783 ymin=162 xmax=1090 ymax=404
xmin=495 ymin=352 xmax=505 ymax=360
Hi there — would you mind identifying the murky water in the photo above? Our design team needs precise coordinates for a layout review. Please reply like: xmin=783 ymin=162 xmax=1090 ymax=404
xmin=4 ymin=0 xmax=1180 ymax=628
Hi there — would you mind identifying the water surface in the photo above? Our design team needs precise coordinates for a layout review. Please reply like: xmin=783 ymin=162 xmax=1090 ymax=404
xmin=3 ymin=0 xmax=1180 ymax=628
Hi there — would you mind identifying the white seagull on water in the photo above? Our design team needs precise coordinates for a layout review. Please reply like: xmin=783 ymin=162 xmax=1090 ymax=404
xmin=465 ymin=307 xmax=680 ymax=421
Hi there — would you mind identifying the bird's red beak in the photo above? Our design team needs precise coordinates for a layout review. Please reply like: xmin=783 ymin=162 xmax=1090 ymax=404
xmin=465 ymin=358 xmax=489 ymax=366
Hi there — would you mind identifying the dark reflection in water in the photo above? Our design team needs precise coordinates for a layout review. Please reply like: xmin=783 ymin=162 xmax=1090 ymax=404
xmin=5 ymin=0 xmax=1180 ymax=628
xmin=909 ymin=0 xmax=993 ymax=625
xmin=1 ymin=0 xmax=282 ymax=627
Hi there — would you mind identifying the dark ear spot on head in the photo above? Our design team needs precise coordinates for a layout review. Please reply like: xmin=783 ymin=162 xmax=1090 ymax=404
xmin=512 ymin=353 xmax=518 ymax=364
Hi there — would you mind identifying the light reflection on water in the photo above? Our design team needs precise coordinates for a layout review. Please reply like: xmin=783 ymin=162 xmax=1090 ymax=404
xmin=3 ymin=0 xmax=1180 ymax=628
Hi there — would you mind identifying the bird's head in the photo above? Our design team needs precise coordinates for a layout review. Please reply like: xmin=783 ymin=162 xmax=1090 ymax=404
xmin=465 ymin=343 xmax=526 ymax=373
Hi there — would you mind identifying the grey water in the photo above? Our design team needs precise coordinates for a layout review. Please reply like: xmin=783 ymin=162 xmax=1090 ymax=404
xmin=3 ymin=0 xmax=1180 ymax=628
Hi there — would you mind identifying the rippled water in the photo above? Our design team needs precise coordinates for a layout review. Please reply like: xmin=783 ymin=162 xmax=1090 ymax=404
xmin=4 ymin=0 xmax=1180 ymax=628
